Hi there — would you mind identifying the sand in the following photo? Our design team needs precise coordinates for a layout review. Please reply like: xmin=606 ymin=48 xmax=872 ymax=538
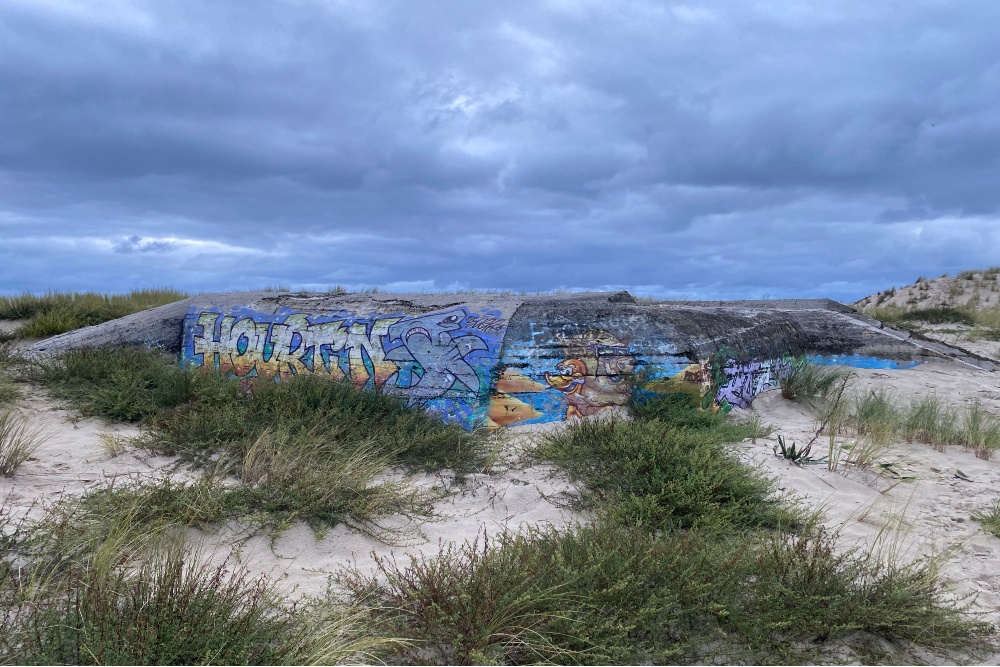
xmin=3 ymin=356 xmax=1000 ymax=662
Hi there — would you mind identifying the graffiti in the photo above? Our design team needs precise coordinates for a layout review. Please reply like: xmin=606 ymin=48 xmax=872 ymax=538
xmin=489 ymin=327 xmax=691 ymax=427
xmin=712 ymin=356 xmax=796 ymax=410
xmin=181 ymin=306 xmax=507 ymax=429
xmin=180 ymin=302 xmax=926 ymax=429
xmin=464 ymin=314 xmax=507 ymax=334
xmin=384 ymin=309 xmax=489 ymax=404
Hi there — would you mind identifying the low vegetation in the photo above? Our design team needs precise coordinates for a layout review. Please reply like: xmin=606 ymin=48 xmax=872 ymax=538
xmin=0 ymin=343 xmax=22 ymax=404
xmin=339 ymin=392 xmax=993 ymax=664
xmin=0 ymin=288 xmax=187 ymax=338
xmin=0 ymin=521 xmax=392 ymax=665
xmin=22 ymin=346 xmax=487 ymax=541
xmin=781 ymin=363 xmax=1000 ymax=461
xmin=0 ymin=408 xmax=47 ymax=476
xmin=0 ymin=341 xmax=995 ymax=663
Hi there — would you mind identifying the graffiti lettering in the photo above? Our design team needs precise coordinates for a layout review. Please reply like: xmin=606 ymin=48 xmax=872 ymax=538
xmin=183 ymin=306 xmax=508 ymax=430
xmin=465 ymin=314 xmax=507 ymax=334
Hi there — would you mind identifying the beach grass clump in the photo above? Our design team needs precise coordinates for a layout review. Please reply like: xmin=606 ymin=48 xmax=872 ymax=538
xmin=780 ymin=362 xmax=853 ymax=407
xmin=971 ymin=499 xmax=1000 ymax=539
xmin=0 ymin=409 xmax=46 ymax=476
xmin=843 ymin=388 xmax=904 ymax=468
xmin=959 ymin=401 xmax=1000 ymax=460
xmin=850 ymin=388 xmax=903 ymax=447
xmin=28 ymin=345 xmax=486 ymax=540
xmin=0 ymin=288 xmax=187 ymax=338
xmin=339 ymin=529 xmax=590 ymax=665
xmin=903 ymin=395 xmax=947 ymax=444
xmin=0 ymin=342 xmax=25 ymax=405
xmin=342 ymin=523 xmax=992 ymax=664
xmin=0 ymin=529 xmax=390 ymax=665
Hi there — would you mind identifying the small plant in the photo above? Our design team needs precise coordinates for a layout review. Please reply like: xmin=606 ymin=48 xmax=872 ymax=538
xmin=960 ymin=401 xmax=1000 ymax=460
xmin=774 ymin=434 xmax=822 ymax=464
xmin=97 ymin=432 xmax=133 ymax=458
xmin=971 ymin=498 xmax=1000 ymax=538
xmin=0 ymin=409 xmax=47 ymax=476
xmin=745 ymin=413 xmax=775 ymax=443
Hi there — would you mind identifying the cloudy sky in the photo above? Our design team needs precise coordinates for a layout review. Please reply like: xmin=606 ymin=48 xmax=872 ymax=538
xmin=2 ymin=0 xmax=999 ymax=302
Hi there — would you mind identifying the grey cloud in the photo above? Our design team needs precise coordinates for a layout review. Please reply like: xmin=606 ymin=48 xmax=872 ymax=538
xmin=113 ymin=235 xmax=175 ymax=254
xmin=2 ymin=1 xmax=999 ymax=301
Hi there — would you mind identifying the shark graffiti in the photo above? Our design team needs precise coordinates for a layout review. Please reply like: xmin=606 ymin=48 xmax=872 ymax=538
xmin=384 ymin=309 xmax=490 ymax=404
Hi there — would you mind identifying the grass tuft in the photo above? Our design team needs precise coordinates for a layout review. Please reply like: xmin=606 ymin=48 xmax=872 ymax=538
xmin=0 ymin=409 xmax=46 ymax=476
xmin=780 ymin=362 xmax=853 ymax=407
xmin=971 ymin=498 xmax=1000 ymax=539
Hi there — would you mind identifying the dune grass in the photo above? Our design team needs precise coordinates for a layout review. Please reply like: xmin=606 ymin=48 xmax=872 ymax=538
xmin=0 ymin=519 xmax=394 ymax=665
xmin=6 ymin=346 xmax=998 ymax=663
xmin=24 ymin=346 xmax=488 ymax=542
xmin=0 ymin=343 xmax=23 ymax=405
xmin=338 ymin=393 xmax=994 ymax=664
xmin=0 ymin=289 xmax=187 ymax=338
xmin=780 ymin=364 xmax=1000 ymax=462
xmin=0 ymin=409 xmax=47 ymax=477
xmin=779 ymin=362 xmax=852 ymax=407
xmin=863 ymin=305 xmax=979 ymax=328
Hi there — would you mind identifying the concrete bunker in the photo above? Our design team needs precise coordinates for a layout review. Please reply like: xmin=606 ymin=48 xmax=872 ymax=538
xmin=25 ymin=291 xmax=994 ymax=429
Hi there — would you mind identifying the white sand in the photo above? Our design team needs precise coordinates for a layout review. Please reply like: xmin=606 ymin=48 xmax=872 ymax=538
xmin=3 ymin=358 xmax=1000 ymax=662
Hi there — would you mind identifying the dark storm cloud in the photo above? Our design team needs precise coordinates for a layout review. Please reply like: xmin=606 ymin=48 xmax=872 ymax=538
xmin=2 ymin=0 xmax=999 ymax=300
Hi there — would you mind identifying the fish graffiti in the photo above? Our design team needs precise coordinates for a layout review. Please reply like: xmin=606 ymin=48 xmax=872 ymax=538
xmin=384 ymin=309 xmax=490 ymax=405
xmin=181 ymin=305 xmax=507 ymax=429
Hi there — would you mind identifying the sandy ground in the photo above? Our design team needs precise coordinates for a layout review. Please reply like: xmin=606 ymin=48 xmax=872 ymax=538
xmin=3 ymin=357 xmax=1000 ymax=662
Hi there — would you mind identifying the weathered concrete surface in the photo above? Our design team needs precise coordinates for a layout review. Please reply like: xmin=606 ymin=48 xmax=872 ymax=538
xmin=22 ymin=291 xmax=993 ymax=429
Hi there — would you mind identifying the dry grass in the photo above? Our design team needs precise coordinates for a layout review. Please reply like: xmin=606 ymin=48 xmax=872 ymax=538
xmin=0 ymin=409 xmax=47 ymax=476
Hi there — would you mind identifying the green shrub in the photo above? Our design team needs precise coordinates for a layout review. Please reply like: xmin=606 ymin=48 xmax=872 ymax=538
xmin=536 ymin=417 xmax=795 ymax=533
